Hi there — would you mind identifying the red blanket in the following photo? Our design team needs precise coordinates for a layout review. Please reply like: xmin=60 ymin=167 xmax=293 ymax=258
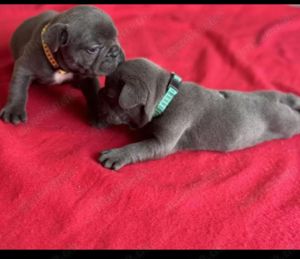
xmin=0 ymin=4 xmax=300 ymax=249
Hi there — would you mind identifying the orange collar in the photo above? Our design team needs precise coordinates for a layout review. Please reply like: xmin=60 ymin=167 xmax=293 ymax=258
xmin=41 ymin=23 xmax=67 ymax=74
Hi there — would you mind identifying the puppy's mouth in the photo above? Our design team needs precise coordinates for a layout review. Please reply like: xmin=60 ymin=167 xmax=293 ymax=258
xmin=97 ymin=51 xmax=125 ymax=75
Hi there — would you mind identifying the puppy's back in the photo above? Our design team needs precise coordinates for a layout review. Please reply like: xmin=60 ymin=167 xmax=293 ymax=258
xmin=10 ymin=10 xmax=58 ymax=60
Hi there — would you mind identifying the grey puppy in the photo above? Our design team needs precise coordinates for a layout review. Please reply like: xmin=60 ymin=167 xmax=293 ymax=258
xmin=97 ymin=58 xmax=300 ymax=170
xmin=0 ymin=5 xmax=124 ymax=125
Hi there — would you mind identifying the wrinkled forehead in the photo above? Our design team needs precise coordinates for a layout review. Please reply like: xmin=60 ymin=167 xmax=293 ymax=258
xmin=63 ymin=9 xmax=117 ymax=43
xmin=70 ymin=21 xmax=117 ymax=44
xmin=93 ymin=19 xmax=117 ymax=40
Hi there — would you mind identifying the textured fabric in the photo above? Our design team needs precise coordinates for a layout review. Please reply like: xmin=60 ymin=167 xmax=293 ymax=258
xmin=0 ymin=4 xmax=300 ymax=249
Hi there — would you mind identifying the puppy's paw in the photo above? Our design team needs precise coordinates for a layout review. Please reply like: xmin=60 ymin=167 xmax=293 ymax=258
xmin=0 ymin=104 xmax=27 ymax=125
xmin=98 ymin=148 xmax=131 ymax=171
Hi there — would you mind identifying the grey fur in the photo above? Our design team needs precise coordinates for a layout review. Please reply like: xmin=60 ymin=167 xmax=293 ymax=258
xmin=0 ymin=5 xmax=125 ymax=125
xmin=97 ymin=58 xmax=300 ymax=170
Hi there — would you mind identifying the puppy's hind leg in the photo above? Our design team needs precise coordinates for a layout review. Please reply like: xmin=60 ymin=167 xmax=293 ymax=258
xmin=279 ymin=93 xmax=300 ymax=112
xmin=274 ymin=93 xmax=300 ymax=138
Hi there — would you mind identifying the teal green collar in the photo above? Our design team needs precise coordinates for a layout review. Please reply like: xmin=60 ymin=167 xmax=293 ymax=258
xmin=153 ymin=72 xmax=182 ymax=118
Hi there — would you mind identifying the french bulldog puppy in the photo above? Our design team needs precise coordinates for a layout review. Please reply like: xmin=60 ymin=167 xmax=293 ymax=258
xmin=97 ymin=58 xmax=300 ymax=170
xmin=0 ymin=5 xmax=125 ymax=125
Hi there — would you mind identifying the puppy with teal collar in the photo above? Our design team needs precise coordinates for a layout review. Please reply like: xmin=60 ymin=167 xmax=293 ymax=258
xmin=97 ymin=58 xmax=300 ymax=170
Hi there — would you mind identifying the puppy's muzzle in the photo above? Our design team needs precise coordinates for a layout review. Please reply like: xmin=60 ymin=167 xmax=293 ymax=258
xmin=106 ymin=45 xmax=125 ymax=64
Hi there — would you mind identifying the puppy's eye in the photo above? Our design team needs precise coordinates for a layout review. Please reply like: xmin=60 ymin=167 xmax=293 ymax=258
xmin=86 ymin=47 xmax=99 ymax=54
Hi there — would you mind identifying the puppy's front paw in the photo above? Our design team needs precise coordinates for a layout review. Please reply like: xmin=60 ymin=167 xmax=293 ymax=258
xmin=0 ymin=104 xmax=27 ymax=125
xmin=98 ymin=148 xmax=131 ymax=170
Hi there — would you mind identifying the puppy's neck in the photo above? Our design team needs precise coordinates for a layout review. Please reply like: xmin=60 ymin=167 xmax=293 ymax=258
xmin=55 ymin=51 xmax=71 ymax=74
xmin=152 ymin=72 xmax=182 ymax=118
xmin=41 ymin=23 xmax=68 ymax=74
xmin=154 ymin=71 xmax=173 ymax=104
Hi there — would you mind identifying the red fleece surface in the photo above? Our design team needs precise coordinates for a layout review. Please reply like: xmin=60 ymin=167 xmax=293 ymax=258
xmin=0 ymin=4 xmax=300 ymax=249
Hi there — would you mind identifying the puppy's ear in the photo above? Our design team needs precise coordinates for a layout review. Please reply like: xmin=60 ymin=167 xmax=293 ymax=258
xmin=118 ymin=83 xmax=148 ymax=110
xmin=44 ymin=23 xmax=69 ymax=53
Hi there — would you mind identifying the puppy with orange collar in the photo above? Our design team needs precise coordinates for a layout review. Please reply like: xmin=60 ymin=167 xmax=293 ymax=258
xmin=0 ymin=5 xmax=124 ymax=125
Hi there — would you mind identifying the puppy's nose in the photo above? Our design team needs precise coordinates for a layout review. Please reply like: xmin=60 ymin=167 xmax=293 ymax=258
xmin=108 ymin=45 xmax=120 ymax=58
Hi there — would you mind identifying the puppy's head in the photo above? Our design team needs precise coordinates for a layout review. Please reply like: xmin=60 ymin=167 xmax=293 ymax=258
xmin=98 ymin=58 xmax=170 ymax=129
xmin=43 ymin=5 xmax=125 ymax=76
